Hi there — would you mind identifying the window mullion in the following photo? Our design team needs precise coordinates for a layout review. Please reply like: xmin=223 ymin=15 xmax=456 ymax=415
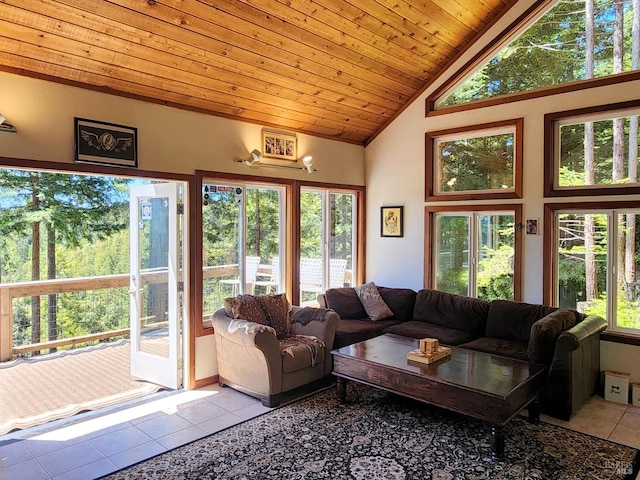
xmin=469 ymin=213 xmax=477 ymax=297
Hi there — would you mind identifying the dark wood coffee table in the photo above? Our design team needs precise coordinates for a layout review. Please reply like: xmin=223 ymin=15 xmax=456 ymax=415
xmin=331 ymin=333 xmax=547 ymax=459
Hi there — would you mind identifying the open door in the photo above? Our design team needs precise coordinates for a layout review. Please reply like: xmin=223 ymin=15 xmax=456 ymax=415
xmin=129 ymin=183 xmax=182 ymax=389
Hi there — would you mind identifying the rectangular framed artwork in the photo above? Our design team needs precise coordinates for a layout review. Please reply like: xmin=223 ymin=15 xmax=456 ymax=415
xmin=381 ymin=206 xmax=404 ymax=237
xmin=74 ymin=118 xmax=138 ymax=168
xmin=262 ymin=130 xmax=297 ymax=161
xmin=525 ymin=218 xmax=539 ymax=235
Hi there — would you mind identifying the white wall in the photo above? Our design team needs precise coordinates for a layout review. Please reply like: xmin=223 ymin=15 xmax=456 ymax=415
xmin=0 ymin=72 xmax=365 ymax=184
xmin=365 ymin=0 xmax=640 ymax=383
xmin=0 ymin=71 xmax=365 ymax=384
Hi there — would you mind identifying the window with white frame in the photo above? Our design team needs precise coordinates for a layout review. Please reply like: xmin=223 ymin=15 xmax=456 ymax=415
xmin=300 ymin=188 xmax=357 ymax=305
xmin=552 ymin=207 xmax=640 ymax=335
xmin=430 ymin=209 xmax=518 ymax=301
xmin=201 ymin=181 xmax=286 ymax=320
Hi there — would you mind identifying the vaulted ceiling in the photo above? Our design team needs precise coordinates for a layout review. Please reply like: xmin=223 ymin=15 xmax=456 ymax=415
xmin=0 ymin=0 xmax=514 ymax=145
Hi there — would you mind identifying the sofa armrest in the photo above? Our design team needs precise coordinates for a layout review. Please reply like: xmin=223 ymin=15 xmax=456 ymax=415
xmin=556 ymin=314 xmax=608 ymax=351
xmin=527 ymin=309 xmax=577 ymax=365
xmin=544 ymin=314 xmax=607 ymax=420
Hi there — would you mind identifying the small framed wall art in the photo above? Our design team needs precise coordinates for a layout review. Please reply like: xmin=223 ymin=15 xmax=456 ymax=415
xmin=262 ymin=130 xmax=297 ymax=161
xmin=74 ymin=118 xmax=138 ymax=168
xmin=381 ymin=206 xmax=404 ymax=237
xmin=525 ymin=218 xmax=539 ymax=235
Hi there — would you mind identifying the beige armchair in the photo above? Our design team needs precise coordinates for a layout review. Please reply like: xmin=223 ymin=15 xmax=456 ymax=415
xmin=211 ymin=304 xmax=339 ymax=407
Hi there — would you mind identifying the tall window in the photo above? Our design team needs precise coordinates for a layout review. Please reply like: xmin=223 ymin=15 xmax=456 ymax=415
xmin=550 ymin=206 xmax=640 ymax=335
xmin=300 ymin=188 xmax=357 ymax=305
xmin=434 ymin=0 xmax=640 ymax=110
xmin=428 ymin=208 xmax=520 ymax=300
xmin=201 ymin=181 xmax=286 ymax=320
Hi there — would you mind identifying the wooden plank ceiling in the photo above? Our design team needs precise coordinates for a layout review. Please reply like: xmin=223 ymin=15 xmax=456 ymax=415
xmin=0 ymin=0 xmax=512 ymax=145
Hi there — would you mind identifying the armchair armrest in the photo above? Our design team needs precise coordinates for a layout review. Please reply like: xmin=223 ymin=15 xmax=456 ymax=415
xmin=290 ymin=306 xmax=340 ymax=375
xmin=211 ymin=308 xmax=282 ymax=395
xmin=290 ymin=307 xmax=339 ymax=346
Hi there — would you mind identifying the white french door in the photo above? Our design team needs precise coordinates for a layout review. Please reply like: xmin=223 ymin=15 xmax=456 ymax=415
xmin=129 ymin=183 xmax=182 ymax=389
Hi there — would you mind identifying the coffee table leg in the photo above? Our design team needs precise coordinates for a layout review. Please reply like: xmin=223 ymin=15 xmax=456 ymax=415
xmin=528 ymin=398 xmax=540 ymax=423
xmin=490 ymin=425 xmax=504 ymax=460
xmin=336 ymin=377 xmax=347 ymax=403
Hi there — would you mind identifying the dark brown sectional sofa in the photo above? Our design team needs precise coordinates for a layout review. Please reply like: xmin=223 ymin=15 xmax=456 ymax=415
xmin=318 ymin=286 xmax=608 ymax=420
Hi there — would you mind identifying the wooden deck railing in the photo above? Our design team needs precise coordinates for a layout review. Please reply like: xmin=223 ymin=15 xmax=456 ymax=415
xmin=0 ymin=262 xmax=351 ymax=362
xmin=0 ymin=265 xmax=239 ymax=362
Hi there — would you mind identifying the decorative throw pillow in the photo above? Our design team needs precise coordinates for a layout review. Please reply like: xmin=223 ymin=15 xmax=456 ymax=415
xmin=225 ymin=295 xmax=267 ymax=325
xmin=354 ymin=282 xmax=394 ymax=321
xmin=256 ymin=293 xmax=291 ymax=339
xmin=225 ymin=293 xmax=291 ymax=340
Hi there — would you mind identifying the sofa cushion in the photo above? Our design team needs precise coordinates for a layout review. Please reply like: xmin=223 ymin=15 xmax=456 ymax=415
xmin=459 ymin=337 xmax=529 ymax=362
xmin=486 ymin=300 xmax=557 ymax=343
xmin=382 ymin=321 xmax=475 ymax=346
xmin=412 ymin=289 xmax=490 ymax=339
xmin=324 ymin=287 xmax=367 ymax=319
xmin=355 ymin=282 xmax=394 ymax=321
xmin=377 ymin=287 xmax=417 ymax=322
xmin=333 ymin=318 xmax=399 ymax=349
xmin=528 ymin=309 xmax=578 ymax=365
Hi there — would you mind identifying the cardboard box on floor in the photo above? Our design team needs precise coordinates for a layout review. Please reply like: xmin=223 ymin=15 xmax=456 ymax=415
xmin=604 ymin=371 xmax=630 ymax=404
xmin=631 ymin=382 xmax=640 ymax=407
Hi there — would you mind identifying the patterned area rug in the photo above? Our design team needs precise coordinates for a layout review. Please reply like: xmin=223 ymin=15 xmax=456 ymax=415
xmin=102 ymin=384 xmax=640 ymax=480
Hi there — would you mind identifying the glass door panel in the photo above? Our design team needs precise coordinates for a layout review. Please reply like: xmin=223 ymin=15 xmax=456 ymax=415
xmin=202 ymin=184 xmax=241 ymax=313
xmin=248 ymin=187 xmax=284 ymax=295
xmin=476 ymin=214 xmax=514 ymax=301
xmin=300 ymin=190 xmax=324 ymax=304
xmin=329 ymin=193 xmax=355 ymax=288
xmin=615 ymin=213 xmax=640 ymax=332
xmin=129 ymin=183 xmax=180 ymax=389
xmin=434 ymin=214 xmax=470 ymax=296
xmin=556 ymin=213 xmax=608 ymax=311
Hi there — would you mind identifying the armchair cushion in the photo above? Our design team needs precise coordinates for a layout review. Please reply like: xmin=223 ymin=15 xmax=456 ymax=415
xmin=280 ymin=336 xmax=326 ymax=373
xmin=225 ymin=293 xmax=291 ymax=339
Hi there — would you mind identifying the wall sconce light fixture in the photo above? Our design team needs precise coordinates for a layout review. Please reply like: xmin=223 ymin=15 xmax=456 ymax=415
xmin=0 ymin=113 xmax=17 ymax=134
xmin=235 ymin=150 xmax=315 ymax=173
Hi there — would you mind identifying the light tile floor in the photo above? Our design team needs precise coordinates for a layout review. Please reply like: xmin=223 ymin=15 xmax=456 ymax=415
xmin=1 ymin=388 xmax=639 ymax=480
xmin=0 ymin=385 xmax=272 ymax=480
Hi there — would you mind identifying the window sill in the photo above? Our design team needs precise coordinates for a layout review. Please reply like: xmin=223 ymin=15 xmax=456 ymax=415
xmin=601 ymin=331 xmax=640 ymax=346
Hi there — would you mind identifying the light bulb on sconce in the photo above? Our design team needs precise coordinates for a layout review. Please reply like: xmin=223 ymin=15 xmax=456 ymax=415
xmin=302 ymin=156 xmax=314 ymax=173
xmin=245 ymin=149 xmax=262 ymax=167
xmin=0 ymin=113 xmax=17 ymax=134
